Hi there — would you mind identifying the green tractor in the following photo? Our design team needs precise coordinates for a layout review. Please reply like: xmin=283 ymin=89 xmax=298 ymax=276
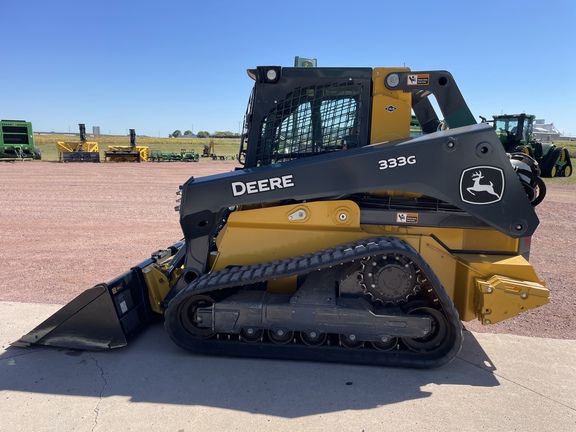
xmin=490 ymin=114 xmax=572 ymax=177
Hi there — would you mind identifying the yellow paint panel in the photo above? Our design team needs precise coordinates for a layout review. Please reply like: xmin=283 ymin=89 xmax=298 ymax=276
xmin=213 ymin=200 xmax=371 ymax=271
xmin=452 ymin=253 xmax=545 ymax=322
xmin=475 ymin=275 xmax=548 ymax=324
xmin=370 ymin=67 xmax=412 ymax=143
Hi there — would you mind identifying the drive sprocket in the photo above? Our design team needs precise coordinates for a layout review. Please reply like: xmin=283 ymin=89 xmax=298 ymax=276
xmin=360 ymin=255 xmax=417 ymax=304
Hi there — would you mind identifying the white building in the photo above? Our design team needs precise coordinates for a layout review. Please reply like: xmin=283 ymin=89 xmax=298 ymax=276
xmin=533 ymin=119 xmax=563 ymax=141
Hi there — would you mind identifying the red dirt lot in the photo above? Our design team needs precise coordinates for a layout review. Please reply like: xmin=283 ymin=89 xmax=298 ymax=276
xmin=0 ymin=161 xmax=574 ymax=339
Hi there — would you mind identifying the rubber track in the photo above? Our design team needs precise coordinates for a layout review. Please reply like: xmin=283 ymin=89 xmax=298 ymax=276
xmin=165 ymin=236 xmax=463 ymax=368
xmin=540 ymin=148 xmax=562 ymax=177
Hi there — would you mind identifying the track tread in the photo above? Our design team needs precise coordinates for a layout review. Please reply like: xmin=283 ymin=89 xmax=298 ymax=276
xmin=165 ymin=236 xmax=463 ymax=368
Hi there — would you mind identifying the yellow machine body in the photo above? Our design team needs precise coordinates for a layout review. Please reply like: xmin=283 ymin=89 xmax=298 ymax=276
xmin=105 ymin=145 xmax=149 ymax=162
xmin=57 ymin=141 xmax=100 ymax=162
xmin=211 ymin=200 xmax=547 ymax=325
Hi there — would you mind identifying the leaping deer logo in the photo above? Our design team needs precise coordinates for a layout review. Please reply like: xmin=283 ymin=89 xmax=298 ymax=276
xmin=460 ymin=166 xmax=504 ymax=205
xmin=466 ymin=170 xmax=500 ymax=198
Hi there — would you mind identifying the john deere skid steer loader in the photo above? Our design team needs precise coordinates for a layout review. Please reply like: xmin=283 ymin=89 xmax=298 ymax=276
xmin=15 ymin=66 xmax=549 ymax=368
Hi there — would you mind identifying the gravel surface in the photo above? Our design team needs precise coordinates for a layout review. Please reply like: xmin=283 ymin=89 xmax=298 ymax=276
xmin=1 ymin=161 xmax=573 ymax=339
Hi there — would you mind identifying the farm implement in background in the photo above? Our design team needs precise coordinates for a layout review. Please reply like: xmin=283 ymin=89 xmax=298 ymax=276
xmin=1 ymin=119 xmax=41 ymax=161
xmin=57 ymin=124 xmax=100 ymax=162
xmin=150 ymin=149 xmax=200 ymax=162
xmin=105 ymin=129 xmax=149 ymax=162
xmin=486 ymin=114 xmax=572 ymax=178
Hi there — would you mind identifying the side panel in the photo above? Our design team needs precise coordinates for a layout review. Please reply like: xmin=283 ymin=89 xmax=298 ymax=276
xmin=207 ymin=200 xmax=545 ymax=324
xmin=212 ymin=201 xmax=371 ymax=270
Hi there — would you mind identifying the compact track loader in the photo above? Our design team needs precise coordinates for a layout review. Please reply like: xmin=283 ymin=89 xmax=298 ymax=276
xmin=15 ymin=66 xmax=549 ymax=368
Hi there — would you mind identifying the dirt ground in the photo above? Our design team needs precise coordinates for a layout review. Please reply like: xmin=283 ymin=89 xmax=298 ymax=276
xmin=1 ymin=161 xmax=574 ymax=339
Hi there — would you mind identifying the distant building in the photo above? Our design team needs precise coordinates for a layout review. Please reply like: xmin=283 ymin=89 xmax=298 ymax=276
xmin=533 ymin=119 xmax=561 ymax=141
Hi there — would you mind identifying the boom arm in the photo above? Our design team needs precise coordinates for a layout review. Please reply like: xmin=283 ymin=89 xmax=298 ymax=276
xmin=385 ymin=70 xmax=477 ymax=129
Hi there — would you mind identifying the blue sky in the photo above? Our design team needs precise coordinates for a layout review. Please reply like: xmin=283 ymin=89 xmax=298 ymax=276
xmin=1 ymin=0 xmax=575 ymax=137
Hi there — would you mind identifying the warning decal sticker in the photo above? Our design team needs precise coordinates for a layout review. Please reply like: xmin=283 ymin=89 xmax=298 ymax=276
xmin=397 ymin=212 xmax=418 ymax=223
xmin=407 ymin=74 xmax=430 ymax=85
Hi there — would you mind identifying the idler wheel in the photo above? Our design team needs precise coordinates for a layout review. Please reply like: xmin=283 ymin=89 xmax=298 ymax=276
xmin=402 ymin=302 xmax=449 ymax=353
xmin=179 ymin=295 xmax=216 ymax=339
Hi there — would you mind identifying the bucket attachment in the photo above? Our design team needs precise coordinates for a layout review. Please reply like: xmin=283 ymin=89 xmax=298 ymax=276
xmin=13 ymin=242 xmax=183 ymax=350
xmin=13 ymin=284 xmax=131 ymax=350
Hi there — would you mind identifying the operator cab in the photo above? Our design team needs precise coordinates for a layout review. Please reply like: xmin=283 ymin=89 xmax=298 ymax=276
xmin=494 ymin=114 xmax=534 ymax=149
